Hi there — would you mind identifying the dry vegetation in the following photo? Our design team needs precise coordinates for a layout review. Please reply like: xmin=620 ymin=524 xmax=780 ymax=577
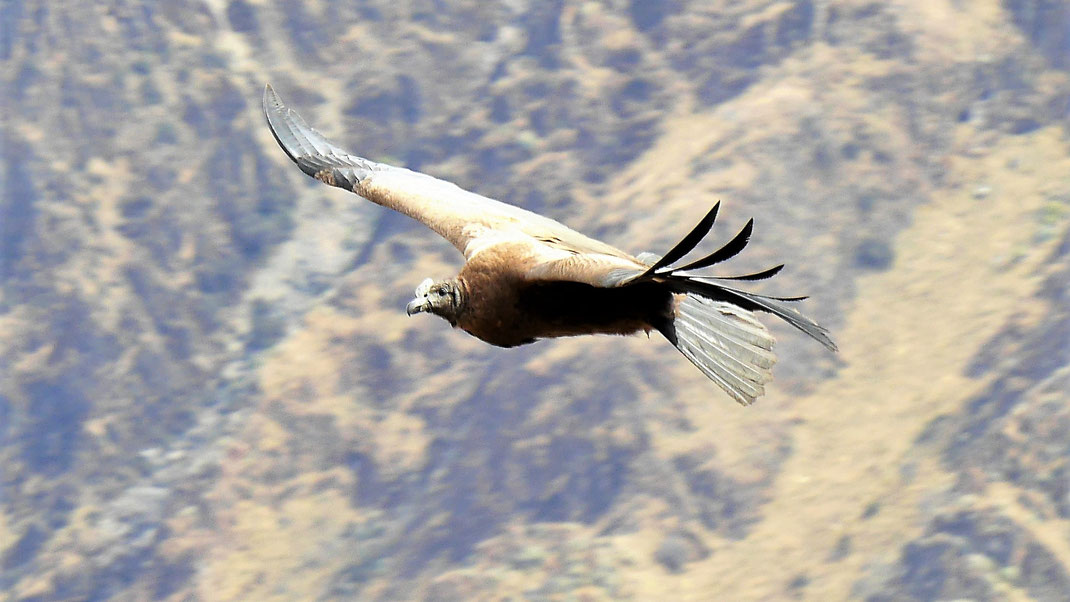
xmin=2 ymin=0 xmax=1070 ymax=600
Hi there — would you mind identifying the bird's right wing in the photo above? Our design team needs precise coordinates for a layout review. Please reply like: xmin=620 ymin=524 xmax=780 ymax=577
xmin=525 ymin=202 xmax=838 ymax=351
xmin=263 ymin=85 xmax=626 ymax=260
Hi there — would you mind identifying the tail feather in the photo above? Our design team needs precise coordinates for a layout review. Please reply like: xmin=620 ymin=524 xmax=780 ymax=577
xmin=664 ymin=295 xmax=777 ymax=406
xmin=675 ymin=313 xmax=774 ymax=382
xmin=674 ymin=301 xmax=776 ymax=363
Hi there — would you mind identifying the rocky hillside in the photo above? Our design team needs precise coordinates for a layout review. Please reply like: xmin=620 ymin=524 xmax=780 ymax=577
xmin=2 ymin=1 xmax=1069 ymax=600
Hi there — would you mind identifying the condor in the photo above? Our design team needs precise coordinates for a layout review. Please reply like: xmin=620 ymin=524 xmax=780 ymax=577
xmin=263 ymin=85 xmax=836 ymax=405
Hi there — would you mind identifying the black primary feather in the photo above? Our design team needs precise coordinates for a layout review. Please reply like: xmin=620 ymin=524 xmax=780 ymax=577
xmin=707 ymin=264 xmax=785 ymax=281
xmin=625 ymin=204 xmax=835 ymax=351
xmin=668 ymin=218 xmax=755 ymax=273
xmin=642 ymin=202 xmax=721 ymax=275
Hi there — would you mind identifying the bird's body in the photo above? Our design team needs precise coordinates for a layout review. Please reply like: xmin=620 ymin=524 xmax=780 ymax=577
xmin=445 ymin=241 xmax=669 ymax=347
xmin=263 ymin=85 xmax=836 ymax=405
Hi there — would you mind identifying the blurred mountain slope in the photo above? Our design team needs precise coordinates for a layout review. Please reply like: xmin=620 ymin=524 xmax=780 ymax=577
xmin=2 ymin=1 xmax=1069 ymax=600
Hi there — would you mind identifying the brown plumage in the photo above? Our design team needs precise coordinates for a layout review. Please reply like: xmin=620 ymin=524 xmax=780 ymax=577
xmin=263 ymin=85 xmax=836 ymax=405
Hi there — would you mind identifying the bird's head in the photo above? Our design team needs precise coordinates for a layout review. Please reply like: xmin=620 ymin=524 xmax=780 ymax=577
xmin=406 ymin=278 xmax=464 ymax=325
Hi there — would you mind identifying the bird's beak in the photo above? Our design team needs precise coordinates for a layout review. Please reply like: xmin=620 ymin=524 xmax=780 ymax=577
xmin=406 ymin=297 xmax=430 ymax=316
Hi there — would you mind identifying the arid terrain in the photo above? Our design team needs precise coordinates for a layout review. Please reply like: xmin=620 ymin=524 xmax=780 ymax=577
xmin=2 ymin=1 xmax=1070 ymax=600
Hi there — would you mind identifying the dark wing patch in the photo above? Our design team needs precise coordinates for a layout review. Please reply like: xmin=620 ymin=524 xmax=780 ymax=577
xmin=642 ymin=202 xmax=721 ymax=275
xmin=623 ymin=204 xmax=836 ymax=352
xmin=707 ymin=263 xmax=785 ymax=281
xmin=671 ymin=219 xmax=754 ymax=273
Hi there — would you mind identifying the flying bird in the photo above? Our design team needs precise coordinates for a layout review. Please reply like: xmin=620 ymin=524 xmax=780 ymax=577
xmin=263 ymin=84 xmax=836 ymax=405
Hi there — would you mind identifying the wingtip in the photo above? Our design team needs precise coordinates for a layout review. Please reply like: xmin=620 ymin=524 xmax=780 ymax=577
xmin=260 ymin=83 xmax=376 ymax=187
xmin=262 ymin=83 xmax=302 ymax=167
xmin=263 ymin=83 xmax=281 ymax=116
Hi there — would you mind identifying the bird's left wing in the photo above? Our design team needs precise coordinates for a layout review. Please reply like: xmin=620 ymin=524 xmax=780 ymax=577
xmin=263 ymin=85 xmax=627 ymax=260
xmin=525 ymin=204 xmax=837 ymax=351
